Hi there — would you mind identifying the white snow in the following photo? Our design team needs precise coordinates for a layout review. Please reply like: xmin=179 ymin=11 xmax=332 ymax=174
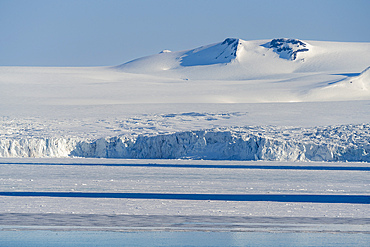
xmin=0 ymin=39 xmax=370 ymax=159
xmin=0 ymin=39 xmax=369 ymax=110
xmin=116 ymin=38 xmax=370 ymax=82
xmin=159 ymin=49 xmax=172 ymax=53
xmin=0 ymin=38 xmax=369 ymax=233
xmin=0 ymin=159 xmax=369 ymax=220
xmin=306 ymin=66 xmax=370 ymax=100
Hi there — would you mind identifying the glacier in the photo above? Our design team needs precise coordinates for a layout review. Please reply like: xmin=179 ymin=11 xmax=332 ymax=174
xmin=1 ymin=38 xmax=370 ymax=161
xmin=0 ymin=138 xmax=79 ymax=158
xmin=1 ymin=124 xmax=369 ymax=162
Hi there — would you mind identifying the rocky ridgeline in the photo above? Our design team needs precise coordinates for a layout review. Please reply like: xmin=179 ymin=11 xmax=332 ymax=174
xmin=179 ymin=37 xmax=242 ymax=66
xmin=219 ymin=38 xmax=240 ymax=57
xmin=264 ymin=38 xmax=309 ymax=60
xmin=1 ymin=124 xmax=369 ymax=162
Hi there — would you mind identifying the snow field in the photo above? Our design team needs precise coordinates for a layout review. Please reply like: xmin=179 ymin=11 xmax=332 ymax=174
xmin=0 ymin=160 xmax=369 ymax=218
xmin=2 ymin=197 xmax=369 ymax=218
xmin=0 ymin=159 xmax=369 ymax=233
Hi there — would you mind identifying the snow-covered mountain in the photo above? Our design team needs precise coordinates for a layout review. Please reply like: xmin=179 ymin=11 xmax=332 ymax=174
xmin=1 ymin=38 xmax=369 ymax=106
xmin=116 ymin=37 xmax=370 ymax=80
xmin=180 ymin=38 xmax=241 ymax=66
xmin=1 ymin=38 xmax=370 ymax=160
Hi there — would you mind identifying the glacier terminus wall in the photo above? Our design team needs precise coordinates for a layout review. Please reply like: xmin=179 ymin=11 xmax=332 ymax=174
xmin=1 ymin=124 xmax=369 ymax=162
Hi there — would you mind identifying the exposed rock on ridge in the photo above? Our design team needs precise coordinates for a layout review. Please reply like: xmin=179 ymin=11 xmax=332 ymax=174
xmin=263 ymin=38 xmax=309 ymax=60
xmin=180 ymin=38 xmax=242 ymax=66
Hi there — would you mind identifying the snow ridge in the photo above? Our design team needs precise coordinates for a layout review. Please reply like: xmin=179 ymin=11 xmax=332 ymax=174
xmin=179 ymin=38 xmax=241 ymax=66
xmin=115 ymin=37 xmax=370 ymax=83
xmin=350 ymin=66 xmax=370 ymax=89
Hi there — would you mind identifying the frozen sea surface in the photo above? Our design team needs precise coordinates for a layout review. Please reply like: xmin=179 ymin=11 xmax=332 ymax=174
xmin=0 ymin=159 xmax=368 ymax=235
xmin=1 ymin=230 xmax=369 ymax=247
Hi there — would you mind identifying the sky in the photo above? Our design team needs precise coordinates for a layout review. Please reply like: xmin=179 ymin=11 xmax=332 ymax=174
xmin=0 ymin=0 xmax=369 ymax=66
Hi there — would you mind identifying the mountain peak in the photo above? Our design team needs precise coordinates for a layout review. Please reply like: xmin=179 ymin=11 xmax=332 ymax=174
xmin=116 ymin=38 xmax=370 ymax=81
xmin=159 ymin=49 xmax=172 ymax=54
xmin=179 ymin=38 xmax=242 ymax=66
xmin=263 ymin=38 xmax=309 ymax=60
xmin=221 ymin=38 xmax=240 ymax=47
xmin=220 ymin=38 xmax=240 ymax=57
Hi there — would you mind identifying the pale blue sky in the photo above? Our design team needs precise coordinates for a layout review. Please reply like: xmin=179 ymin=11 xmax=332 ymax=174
xmin=1 ymin=0 xmax=369 ymax=66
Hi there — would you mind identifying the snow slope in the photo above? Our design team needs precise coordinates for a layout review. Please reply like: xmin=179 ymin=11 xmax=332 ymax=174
xmin=1 ymin=38 xmax=370 ymax=106
xmin=306 ymin=66 xmax=370 ymax=100
xmin=116 ymin=38 xmax=370 ymax=81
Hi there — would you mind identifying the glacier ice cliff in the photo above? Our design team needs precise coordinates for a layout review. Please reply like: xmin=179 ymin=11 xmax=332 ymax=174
xmin=0 ymin=138 xmax=79 ymax=158
xmin=2 ymin=124 xmax=368 ymax=162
